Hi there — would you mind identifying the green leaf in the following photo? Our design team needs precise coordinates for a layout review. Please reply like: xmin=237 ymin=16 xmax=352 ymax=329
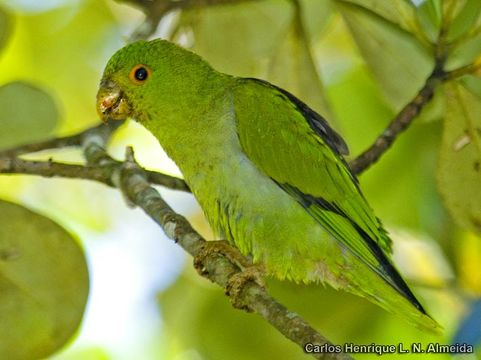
xmin=0 ymin=5 xmax=12 ymax=54
xmin=0 ymin=81 xmax=59 ymax=150
xmin=448 ymin=33 xmax=481 ymax=69
xmin=438 ymin=83 xmax=481 ymax=234
xmin=459 ymin=74 xmax=481 ymax=99
xmin=0 ymin=199 xmax=89 ymax=360
xmin=447 ymin=0 xmax=481 ymax=41
xmin=337 ymin=1 xmax=433 ymax=110
xmin=415 ymin=0 xmax=442 ymax=42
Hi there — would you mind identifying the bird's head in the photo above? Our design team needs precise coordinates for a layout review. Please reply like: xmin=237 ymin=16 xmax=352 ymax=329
xmin=96 ymin=39 xmax=215 ymax=124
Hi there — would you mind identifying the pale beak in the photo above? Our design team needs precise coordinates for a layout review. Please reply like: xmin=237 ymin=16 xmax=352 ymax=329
xmin=96 ymin=79 xmax=132 ymax=122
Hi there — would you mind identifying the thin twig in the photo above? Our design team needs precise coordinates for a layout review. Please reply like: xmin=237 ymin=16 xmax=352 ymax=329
xmin=0 ymin=158 xmax=115 ymax=185
xmin=444 ymin=60 xmax=481 ymax=80
xmin=349 ymin=57 xmax=481 ymax=175
xmin=0 ymin=122 xmax=121 ymax=158
xmin=0 ymin=157 xmax=189 ymax=192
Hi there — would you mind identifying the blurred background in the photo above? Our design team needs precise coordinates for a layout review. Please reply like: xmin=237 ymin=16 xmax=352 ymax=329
xmin=0 ymin=0 xmax=480 ymax=359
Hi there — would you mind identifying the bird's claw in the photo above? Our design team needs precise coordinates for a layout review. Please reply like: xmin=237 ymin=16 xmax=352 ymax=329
xmin=226 ymin=264 xmax=266 ymax=311
xmin=193 ymin=240 xmax=265 ymax=311
xmin=193 ymin=240 xmax=251 ymax=276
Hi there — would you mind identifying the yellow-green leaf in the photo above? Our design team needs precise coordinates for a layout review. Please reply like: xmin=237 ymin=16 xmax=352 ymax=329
xmin=459 ymin=74 xmax=481 ymax=99
xmin=0 ymin=200 xmax=89 ymax=360
xmin=0 ymin=81 xmax=59 ymax=150
xmin=438 ymin=83 xmax=481 ymax=234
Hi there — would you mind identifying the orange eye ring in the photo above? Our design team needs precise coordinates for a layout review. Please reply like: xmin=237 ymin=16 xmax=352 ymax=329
xmin=129 ymin=64 xmax=152 ymax=85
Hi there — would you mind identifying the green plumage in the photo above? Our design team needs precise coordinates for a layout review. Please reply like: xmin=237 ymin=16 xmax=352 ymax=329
xmin=97 ymin=39 xmax=441 ymax=333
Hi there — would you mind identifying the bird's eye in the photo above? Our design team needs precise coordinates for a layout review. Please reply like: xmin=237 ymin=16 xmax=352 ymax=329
xmin=129 ymin=64 xmax=152 ymax=85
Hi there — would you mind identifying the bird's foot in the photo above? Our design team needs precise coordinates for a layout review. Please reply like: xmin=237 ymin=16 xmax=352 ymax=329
xmin=226 ymin=264 xmax=266 ymax=311
xmin=193 ymin=240 xmax=265 ymax=311
xmin=193 ymin=240 xmax=251 ymax=276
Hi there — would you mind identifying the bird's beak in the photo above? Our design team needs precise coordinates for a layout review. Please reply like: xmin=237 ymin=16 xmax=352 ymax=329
xmin=96 ymin=79 xmax=132 ymax=122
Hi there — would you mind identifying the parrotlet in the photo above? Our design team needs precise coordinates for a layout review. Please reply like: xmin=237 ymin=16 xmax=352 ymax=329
xmin=96 ymin=39 xmax=441 ymax=333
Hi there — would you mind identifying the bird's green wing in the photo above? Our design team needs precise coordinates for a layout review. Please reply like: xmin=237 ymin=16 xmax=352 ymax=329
xmin=232 ymin=77 xmax=425 ymax=313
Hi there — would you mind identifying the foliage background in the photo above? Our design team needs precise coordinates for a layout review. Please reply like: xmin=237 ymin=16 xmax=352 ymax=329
xmin=0 ymin=0 xmax=480 ymax=359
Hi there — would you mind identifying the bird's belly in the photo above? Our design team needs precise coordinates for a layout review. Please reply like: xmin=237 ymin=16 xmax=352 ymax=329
xmin=186 ymin=153 xmax=348 ymax=284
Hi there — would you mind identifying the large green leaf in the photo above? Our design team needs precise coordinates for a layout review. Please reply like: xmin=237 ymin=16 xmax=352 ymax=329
xmin=0 ymin=81 xmax=59 ymax=150
xmin=438 ymin=83 xmax=481 ymax=234
xmin=336 ymin=0 xmax=433 ymax=110
xmin=0 ymin=199 xmax=89 ymax=360
xmin=0 ymin=5 xmax=12 ymax=54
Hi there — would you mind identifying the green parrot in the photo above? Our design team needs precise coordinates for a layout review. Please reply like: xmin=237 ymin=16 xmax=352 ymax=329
xmin=97 ymin=39 xmax=441 ymax=333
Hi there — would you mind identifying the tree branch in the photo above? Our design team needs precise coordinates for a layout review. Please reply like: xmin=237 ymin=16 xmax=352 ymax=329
xmin=0 ymin=157 xmax=190 ymax=192
xmin=349 ymin=55 xmax=481 ymax=175
xmin=0 ymin=122 xmax=190 ymax=192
